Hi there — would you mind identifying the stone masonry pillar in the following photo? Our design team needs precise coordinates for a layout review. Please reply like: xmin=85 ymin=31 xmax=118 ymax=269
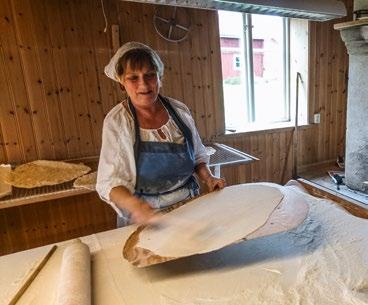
xmin=337 ymin=24 xmax=368 ymax=193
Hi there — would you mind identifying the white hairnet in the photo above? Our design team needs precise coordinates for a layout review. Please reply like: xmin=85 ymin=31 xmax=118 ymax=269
xmin=104 ymin=41 xmax=164 ymax=82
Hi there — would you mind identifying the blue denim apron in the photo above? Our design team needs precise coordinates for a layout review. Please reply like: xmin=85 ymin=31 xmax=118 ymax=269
xmin=116 ymin=96 xmax=199 ymax=226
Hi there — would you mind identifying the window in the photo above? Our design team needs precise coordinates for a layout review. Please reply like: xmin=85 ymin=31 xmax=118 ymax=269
xmin=219 ymin=11 xmax=297 ymax=133
xmin=233 ymin=55 xmax=241 ymax=70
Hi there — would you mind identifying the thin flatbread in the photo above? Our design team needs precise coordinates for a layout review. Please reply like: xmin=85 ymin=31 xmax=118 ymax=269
xmin=73 ymin=171 xmax=97 ymax=191
xmin=124 ymin=183 xmax=308 ymax=267
xmin=0 ymin=164 xmax=12 ymax=198
xmin=4 ymin=160 xmax=91 ymax=188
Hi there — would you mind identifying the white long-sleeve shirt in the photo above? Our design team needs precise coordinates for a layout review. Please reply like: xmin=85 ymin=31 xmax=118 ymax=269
xmin=96 ymin=97 xmax=209 ymax=214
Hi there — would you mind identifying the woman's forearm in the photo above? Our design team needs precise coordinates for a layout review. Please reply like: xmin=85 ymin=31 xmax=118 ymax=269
xmin=195 ymin=162 xmax=226 ymax=192
xmin=110 ymin=185 xmax=139 ymax=211
xmin=109 ymin=186 xmax=156 ymax=224
xmin=194 ymin=162 xmax=213 ymax=183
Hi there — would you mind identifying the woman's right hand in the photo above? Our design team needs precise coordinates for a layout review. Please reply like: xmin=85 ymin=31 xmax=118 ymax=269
xmin=130 ymin=199 xmax=157 ymax=225
xmin=110 ymin=186 xmax=161 ymax=225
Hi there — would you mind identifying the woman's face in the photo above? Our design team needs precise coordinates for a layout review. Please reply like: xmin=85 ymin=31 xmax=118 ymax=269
xmin=120 ymin=61 xmax=161 ymax=107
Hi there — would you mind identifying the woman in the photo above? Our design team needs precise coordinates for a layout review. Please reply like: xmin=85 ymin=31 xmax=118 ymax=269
xmin=96 ymin=42 xmax=225 ymax=226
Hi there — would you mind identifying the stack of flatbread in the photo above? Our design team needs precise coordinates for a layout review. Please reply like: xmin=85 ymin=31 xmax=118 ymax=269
xmin=0 ymin=164 xmax=12 ymax=198
xmin=73 ymin=171 xmax=97 ymax=191
xmin=3 ymin=160 xmax=91 ymax=189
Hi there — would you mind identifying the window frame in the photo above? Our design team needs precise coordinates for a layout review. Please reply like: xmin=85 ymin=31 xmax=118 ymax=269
xmin=219 ymin=11 xmax=298 ymax=134
xmin=241 ymin=13 xmax=290 ymax=124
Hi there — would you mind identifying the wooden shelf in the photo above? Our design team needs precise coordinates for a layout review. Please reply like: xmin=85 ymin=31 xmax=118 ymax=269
xmin=0 ymin=144 xmax=257 ymax=210
xmin=334 ymin=19 xmax=368 ymax=30
xmin=0 ymin=158 xmax=98 ymax=209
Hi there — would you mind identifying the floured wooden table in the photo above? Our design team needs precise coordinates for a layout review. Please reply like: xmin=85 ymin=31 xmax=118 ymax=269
xmin=1 ymin=182 xmax=368 ymax=305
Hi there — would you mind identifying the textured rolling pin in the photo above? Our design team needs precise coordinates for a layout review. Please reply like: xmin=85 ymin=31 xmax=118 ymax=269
xmin=55 ymin=239 xmax=91 ymax=305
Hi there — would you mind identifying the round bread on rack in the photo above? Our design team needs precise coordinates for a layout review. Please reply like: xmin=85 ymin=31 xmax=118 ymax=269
xmin=3 ymin=160 xmax=91 ymax=188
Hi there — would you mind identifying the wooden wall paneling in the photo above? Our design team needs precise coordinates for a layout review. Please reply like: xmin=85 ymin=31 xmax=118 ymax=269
xmin=0 ymin=128 xmax=7 ymax=163
xmin=323 ymin=22 xmax=333 ymax=159
xmin=111 ymin=24 xmax=120 ymax=53
xmin=72 ymin=0 xmax=108 ymax=154
xmin=258 ymin=133 xmax=267 ymax=182
xmin=0 ymin=193 xmax=116 ymax=255
xmin=178 ymin=18 xmax=197 ymax=119
xmin=63 ymin=0 xmax=96 ymax=157
xmin=307 ymin=22 xmax=319 ymax=168
xmin=318 ymin=22 xmax=327 ymax=162
xmin=140 ymin=4 xmax=156 ymax=64
xmin=0 ymin=0 xmax=38 ymax=163
xmin=325 ymin=21 xmax=334 ymax=160
xmin=314 ymin=22 xmax=323 ymax=163
xmin=91 ymin=0 xmax=121 ymax=117
xmin=45 ymin=1 xmax=81 ymax=158
xmin=0 ymin=211 xmax=12 ymax=254
xmin=155 ymin=13 xmax=175 ymax=98
xmin=250 ymin=134 xmax=260 ymax=182
xmin=12 ymin=0 xmax=59 ymax=161
xmin=0 ymin=205 xmax=28 ymax=253
xmin=284 ymin=130 xmax=294 ymax=183
xmin=0 ymin=47 xmax=21 ymax=163
xmin=271 ymin=132 xmax=281 ymax=182
xmin=208 ymin=11 xmax=225 ymax=138
xmin=189 ymin=10 xmax=208 ymax=139
xmin=263 ymin=133 xmax=271 ymax=181
xmin=198 ymin=10 xmax=216 ymax=140
xmin=279 ymin=130 xmax=290 ymax=182
xmin=297 ymin=127 xmax=309 ymax=168
xmin=28 ymin=0 xmax=68 ymax=160
xmin=167 ymin=41 xmax=185 ymax=103
xmin=118 ymin=1 xmax=134 ymax=42
xmin=329 ymin=21 xmax=338 ymax=161
xmin=310 ymin=24 xmax=321 ymax=166
xmin=242 ymin=135 xmax=252 ymax=181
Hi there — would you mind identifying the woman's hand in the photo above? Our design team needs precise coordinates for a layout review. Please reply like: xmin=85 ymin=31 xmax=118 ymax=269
xmin=195 ymin=162 xmax=226 ymax=193
xmin=205 ymin=176 xmax=226 ymax=192
xmin=110 ymin=186 xmax=159 ymax=225
xmin=130 ymin=200 xmax=157 ymax=225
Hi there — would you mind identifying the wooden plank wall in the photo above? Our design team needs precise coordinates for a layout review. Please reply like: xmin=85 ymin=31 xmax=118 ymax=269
xmin=0 ymin=0 xmax=352 ymax=178
xmin=0 ymin=193 xmax=115 ymax=254
xmin=0 ymin=0 xmax=123 ymax=163
xmin=0 ymin=0 xmax=353 ymax=254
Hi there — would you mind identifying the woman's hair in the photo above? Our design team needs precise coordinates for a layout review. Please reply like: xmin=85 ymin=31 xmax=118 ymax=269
xmin=115 ymin=48 xmax=164 ymax=79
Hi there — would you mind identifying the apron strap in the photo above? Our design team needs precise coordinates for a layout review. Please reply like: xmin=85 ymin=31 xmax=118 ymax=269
xmin=128 ymin=95 xmax=194 ymax=191
xmin=127 ymin=98 xmax=141 ymax=188
xmin=158 ymin=94 xmax=194 ymax=150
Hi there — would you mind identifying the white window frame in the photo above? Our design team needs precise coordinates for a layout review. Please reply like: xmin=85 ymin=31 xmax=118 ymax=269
xmin=241 ymin=14 xmax=290 ymax=124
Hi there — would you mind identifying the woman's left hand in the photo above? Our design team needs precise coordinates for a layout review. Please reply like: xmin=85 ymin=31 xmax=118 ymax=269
xmin=205 ymin=176 xmax=226 ymax=192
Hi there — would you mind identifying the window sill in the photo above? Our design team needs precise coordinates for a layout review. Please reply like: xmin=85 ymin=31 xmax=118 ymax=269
xmin=215 ymin=121 xmax=316 ymax=139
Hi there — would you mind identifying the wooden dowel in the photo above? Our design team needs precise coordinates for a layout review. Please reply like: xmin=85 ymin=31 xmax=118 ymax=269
xmin=7 ymin=245 xmax=57 ymax=305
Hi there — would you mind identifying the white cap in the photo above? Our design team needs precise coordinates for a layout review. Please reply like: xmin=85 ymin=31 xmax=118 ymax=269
xmin=104 ymin=41 xmax=164 ymax=82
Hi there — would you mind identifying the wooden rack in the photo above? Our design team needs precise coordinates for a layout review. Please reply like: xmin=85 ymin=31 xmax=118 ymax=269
xmin=0 ymin=144 xmax=257 ymax=209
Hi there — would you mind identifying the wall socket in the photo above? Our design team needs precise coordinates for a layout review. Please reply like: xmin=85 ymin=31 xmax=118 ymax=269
xmin=313 ymin=113 xmax=321 ymax=124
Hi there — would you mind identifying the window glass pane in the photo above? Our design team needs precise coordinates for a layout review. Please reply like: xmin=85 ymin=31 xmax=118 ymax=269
xmin=218 ymin=10 xmax=248 ymax=132
xmin=218 ymin=11 xmax=289 ymax=132
xmin=252 ymin=14 xmax=287 ymax=123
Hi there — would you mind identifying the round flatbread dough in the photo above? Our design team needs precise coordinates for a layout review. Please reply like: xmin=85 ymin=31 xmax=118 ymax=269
xmin=73 ymin=171 xmax=97 ymax=191
xmin=4 ymin=160 xmax=91 ymax=188
xmin=136 ymin=184 xmax=284 ymax=258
